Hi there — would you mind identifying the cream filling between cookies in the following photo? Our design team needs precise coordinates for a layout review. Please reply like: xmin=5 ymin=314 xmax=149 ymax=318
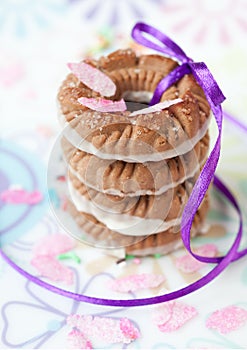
xmin=62 ymin=112 xmax=212 ymax=162
xmin=68 ymin=180 xmax=181 ymax=236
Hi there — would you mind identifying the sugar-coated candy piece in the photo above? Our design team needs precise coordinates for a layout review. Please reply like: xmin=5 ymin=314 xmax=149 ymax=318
xmin=0 ymin=187 xmax=43 ymax=205
xmin=67 ymin=314 xmax=140 ymax=344
xmin=176 ymin=243 xmax=218 ymax=273
xmin=152 ymin=301 xmax=198 ymax=332
xmin=78 ymin=97 xmax=126 ymax=112
xmin=31 ymin=255 xmax=74 ymax=285
xmin=67 ymin=62 xmax=116 ymax=97
xmin=33 ymin=233 xmax=75 ymax=257
xmin=206 ymin=305 xmax=247 ymax=334
xmin=108 ymin=273 xmax=165 ymax=292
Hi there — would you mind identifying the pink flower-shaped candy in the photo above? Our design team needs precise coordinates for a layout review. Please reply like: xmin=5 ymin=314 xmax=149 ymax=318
xmin=0 ymin=188 xmax=43 ymax=205
xmin=33 ymin=233 xmax=75 ymax=257
xmin=152 ymin=301 xmax=198 ymax=332
xmin=206 ymin=305 xmax=247 ymax=334
xmin=176 ymin=244 xmax=218 ymax=273
xmin=67 ymin=314 xmax=140 ymax=344
xmin=108 ymin=273 xmax=165 ymax=293
xmin=31 ymin=255 xmax=73 ymax=285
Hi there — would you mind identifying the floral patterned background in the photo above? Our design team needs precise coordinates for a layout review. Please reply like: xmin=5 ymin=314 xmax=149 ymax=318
xmin=0 ymin=0 xmax=247 ymax=348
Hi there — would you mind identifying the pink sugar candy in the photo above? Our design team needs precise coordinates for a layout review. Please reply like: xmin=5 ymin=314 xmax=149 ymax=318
xmin=196 ymin=243 xmax=219 ymax=256
xmin=133 ymin=258 xmax=141 ymax=265
xmin=206 ymin=305 xmax=247 ymax=334
xmin=37 ymin=125 xmax=53 ymax=137
xmin=0 ymin=188 xmax=43 ymax=205
xmin=68 ymin=329 xmax=92 ymax=349
xmin=78 ymin=96 xmax=126 ymax=112
xmin=0 ymin=62 xmax=25 ymax=87
xmin=153 ymin=301 xmax=198 ymax=332
xmin=31 ymin=255 xmax=74 ymax=285
xmin=26 ymin=190 xmax=43 ymax=204
xmin=33 ymin=233 xmax=75 ymax=257
xmin=108 ymin=273 xmax=165 ymax=293
xmin=176 ymin=244 xmax=218 ymax=273
xmin=68 ymin=62 xmax=116 ymax=97
xmin=119 ymin=318 xmax=140 ymax=340
xmin=67 ymin=314 xmax=140 ymax=344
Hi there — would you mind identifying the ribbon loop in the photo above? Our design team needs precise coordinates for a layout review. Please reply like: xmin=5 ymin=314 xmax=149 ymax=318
xmin=132 ymin=22 xmax=226 ymax=110
xmin=132 ymin=22 xmax=191 ymax=63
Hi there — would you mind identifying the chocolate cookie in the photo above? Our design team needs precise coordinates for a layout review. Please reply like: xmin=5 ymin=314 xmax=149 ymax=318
xmin=58 ymin=49 xmax=210 ymax=162
xmin=62 ymin=132 xmax=209 ymax=196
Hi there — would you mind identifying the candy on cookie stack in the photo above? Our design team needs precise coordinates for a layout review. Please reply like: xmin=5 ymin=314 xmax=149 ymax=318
xmin=57 ymin=47 xmax=211 ymax=257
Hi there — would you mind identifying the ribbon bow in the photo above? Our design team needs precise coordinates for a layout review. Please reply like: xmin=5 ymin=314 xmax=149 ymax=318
xmin=132 ymin=22 xmax=225 ymax=111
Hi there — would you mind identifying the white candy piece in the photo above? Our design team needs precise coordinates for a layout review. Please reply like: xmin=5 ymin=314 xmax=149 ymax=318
xmin=129 ymin=98 xmax=183 ymax=116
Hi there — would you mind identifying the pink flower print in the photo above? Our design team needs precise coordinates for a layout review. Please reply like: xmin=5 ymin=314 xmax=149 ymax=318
xmin=176 ymin=244 xmax=218 ymax=273
xmin=31 ymin=234 xmax=77 ymax=285
xmin=36 ymin=125 xmax=54 ymax=138
xmin=152 ymin=301 xmax=198 ymax=332
xmin=161 ymin=0 xmax=247 ymax=45
xmin=0 ymin=187 xmax=43 ymax=205
xmin=108 ymin=273 xmax=165 ymax=293
xmin=0 ymin=62 xmax=25 ymax=87
xmin=206 ymin=305 xmax=247 ymax=334
xmin=22 ymin=88 xmax=38 ymax=100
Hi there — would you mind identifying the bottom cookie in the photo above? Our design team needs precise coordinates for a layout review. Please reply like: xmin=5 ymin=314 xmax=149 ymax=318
xmin=66 ymin=193 xmax=209 ymax=257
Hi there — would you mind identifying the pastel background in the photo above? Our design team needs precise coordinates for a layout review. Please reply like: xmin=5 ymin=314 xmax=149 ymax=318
xmin=0 ymin=0 xmax=247 ymax=348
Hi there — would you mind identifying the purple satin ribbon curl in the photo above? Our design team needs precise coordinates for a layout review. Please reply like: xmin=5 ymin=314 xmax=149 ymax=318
xmin=0 ymin=22 xmax=246 ymax=307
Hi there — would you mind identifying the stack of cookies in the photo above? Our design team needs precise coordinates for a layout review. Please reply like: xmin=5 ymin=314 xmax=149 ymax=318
xmin=57 ymin=49 xmax=211 ymax=257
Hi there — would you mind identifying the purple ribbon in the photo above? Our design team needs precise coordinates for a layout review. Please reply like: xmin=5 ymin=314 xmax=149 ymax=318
xmin=0 ymin=22 xmax=246 ymax=307
xmin=132 ymin=22 xmax=246 ymax=265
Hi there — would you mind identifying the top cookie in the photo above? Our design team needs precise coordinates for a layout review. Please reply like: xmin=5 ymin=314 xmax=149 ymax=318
xmin=58 ymin=49 xmax=210 ymax=162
